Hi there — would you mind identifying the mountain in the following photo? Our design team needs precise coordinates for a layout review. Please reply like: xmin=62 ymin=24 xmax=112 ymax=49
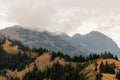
xmin=0 ymin=25 xmax=88 ymax=56
xmin=0 ymin=25 xmax=119 ymax=56
xmin=72 ymin=31 xmax=120 ymax=54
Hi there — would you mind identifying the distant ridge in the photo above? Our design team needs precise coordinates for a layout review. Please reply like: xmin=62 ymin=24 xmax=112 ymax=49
xmin=72 ymin=31 xmax=120 ymax=53
xmin=0 ymin=25 xmax=119 ymax=56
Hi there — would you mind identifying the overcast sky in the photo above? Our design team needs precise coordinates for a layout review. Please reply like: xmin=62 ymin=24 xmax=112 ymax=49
xmin=0 ymin=0 xmax=120 ymax=47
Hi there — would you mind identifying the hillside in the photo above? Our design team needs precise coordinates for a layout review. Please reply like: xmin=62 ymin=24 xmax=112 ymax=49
xmin=82 ymin=59 xmax=120 ymax=80
xmin=0 ymin=38 xmax=81 ymax=80
xmin=0 ymin=38 xmax=119 ymax=80
xmin=2 ymin=40 xmax=19 ymax=54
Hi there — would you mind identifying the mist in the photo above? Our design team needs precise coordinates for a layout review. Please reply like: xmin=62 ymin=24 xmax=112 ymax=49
xmin=0 ymin=0 xmax=120 ymax=46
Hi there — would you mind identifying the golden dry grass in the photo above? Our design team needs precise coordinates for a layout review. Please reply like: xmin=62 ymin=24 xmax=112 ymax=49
xmin=102 ymin=73 xmax=117 ymax=80
xmin=82 ymin=59 xmax=120 ymax=80
xmin=5 ymin=53 xmax=77 ymax=80
xmin=6 ymin=53 xmax=51 ymax=79
xmin=35 ymin=53 xmax=51 ymax=70
xmin=81 ymin=62 xmax=96 ymax=80
xmin=2 ymin=40 xmax=19 ymax=54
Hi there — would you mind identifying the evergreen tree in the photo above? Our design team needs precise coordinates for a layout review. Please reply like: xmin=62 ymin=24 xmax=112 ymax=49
xmin=95 ymin=61 xmax=98 ymax=71
xmin=99 ymin=61 xmax=116 ymax=74
xmin=116 ymin=71 xmax=120 ymax=80
xmin=96 ymin=71 xmax=102 ymax=80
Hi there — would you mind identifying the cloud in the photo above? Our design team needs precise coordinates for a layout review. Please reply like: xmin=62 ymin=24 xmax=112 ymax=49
xmin=1 ymin=0 xmax=85 ymax=33
xmin=5 ymin=1 xmax=55 ymax=28
xmin=1 ymin=0 xmax=120 ymax=33
xmin=0 ymin=0 xmax=120 ymax=46
xmin=1 ymin=0 xmax=92 ymax=34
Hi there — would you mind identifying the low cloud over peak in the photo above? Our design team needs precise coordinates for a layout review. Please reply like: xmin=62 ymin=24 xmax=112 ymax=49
xmin=0 ymin=0 xmax=120 ymax=47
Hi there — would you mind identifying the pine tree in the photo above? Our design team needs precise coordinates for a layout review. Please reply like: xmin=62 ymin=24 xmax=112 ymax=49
xmin=116 ymin=71 xmax=120 ymax=80
xmin=95 ymin=61 xmax=98 ymax=71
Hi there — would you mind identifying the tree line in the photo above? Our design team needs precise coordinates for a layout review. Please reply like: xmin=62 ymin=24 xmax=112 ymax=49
xmin=51 ymin=51 xmax=118 ymax=62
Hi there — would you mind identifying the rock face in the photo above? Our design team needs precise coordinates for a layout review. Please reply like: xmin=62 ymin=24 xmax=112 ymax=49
xmin=0 ymin=25 xmax=119 ymax=56
xmin=0 ymin=26 xmax=88 ymax=56
xmin=72 ymin=31 xmax=120 ymax=54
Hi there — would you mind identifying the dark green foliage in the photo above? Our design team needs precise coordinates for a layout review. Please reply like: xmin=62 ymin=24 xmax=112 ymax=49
xmin=116 ymin=71 xmax=120 ymax=80
xmin=32 ymin=48 xmax=49 ymax=56
xmin=0 ymin=69 xmax=7 ymax=77
xmin=96 ymin=71 xmax=102 ymax=80
xmin=51 ymin=51 xmax=71 ymax=61
xmin=9 ymin=77 xmax=20 ymax=80
xmin=23 ymin=62 xmax=87 ymax=80
xmin=51 ymin=51 xmax=118 ymax=63
xmin=101 ymin=51 xmax=116 ymax=59
xmin=95 ymin=61 xmax=98 ymax=71
xmin=0 ymin=52 xmax=35 ymax=71
xmin=22 ymin=63 xmax=43 ymax=80
xmin=115 ymin=55 xmax=118 ymax=60
xmin=99 ymin=61 xmax=116 ymax=74
xmin=0 ymin=38 xmax=49 ymax=72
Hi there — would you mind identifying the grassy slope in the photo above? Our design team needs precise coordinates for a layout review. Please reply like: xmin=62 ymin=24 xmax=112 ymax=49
xmin=2 ymin=40 xmax=19 ymax=54
xmin=1 ymin=39 xmax=120 ymax=80
xmin=5 ymin=53 xmax=78 ymax=80
xmin=82 ymin=59 xmax=120 ymax=80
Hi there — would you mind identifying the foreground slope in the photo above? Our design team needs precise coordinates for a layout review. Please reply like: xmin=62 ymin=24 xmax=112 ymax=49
xmin=0 ymin=38 xmax=119 ymax=80
xmin=0 ymin=38 xmax=83 ymax=80
xmin=82 ymin=59 xmax=120 ymax=80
